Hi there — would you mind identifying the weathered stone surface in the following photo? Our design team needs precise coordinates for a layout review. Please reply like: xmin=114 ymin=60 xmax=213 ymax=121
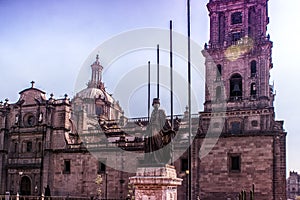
xmin=130 ymin=165 xmax=182 ymax=200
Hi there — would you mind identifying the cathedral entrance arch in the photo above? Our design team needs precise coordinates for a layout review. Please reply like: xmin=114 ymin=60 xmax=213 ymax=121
xmin=20 ymin=176 xmax=31 ymax=195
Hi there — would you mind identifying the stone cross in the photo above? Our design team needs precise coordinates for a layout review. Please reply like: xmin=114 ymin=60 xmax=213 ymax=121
xmin=31 ymin=81 xmax=35 ymax=88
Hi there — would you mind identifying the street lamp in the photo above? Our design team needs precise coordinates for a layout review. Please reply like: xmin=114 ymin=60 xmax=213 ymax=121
xmin=18 ymin=172 xmax=23 ymax=195
xmin=105 ymin=172 xmax=108 ymax=199
xmin=185 ymin=170 xmax=189 ymax=200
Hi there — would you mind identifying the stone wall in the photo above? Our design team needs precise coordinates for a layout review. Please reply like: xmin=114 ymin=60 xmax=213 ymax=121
xmin=273 ymin=132 xmax=287 ymax=200
xmin=193 ymin=136 xmax=275 ymax=200
xmin=51 ymin=152 xmax=98 ymax=197
xmin=50 ymin=150 xmax=140 ymax=199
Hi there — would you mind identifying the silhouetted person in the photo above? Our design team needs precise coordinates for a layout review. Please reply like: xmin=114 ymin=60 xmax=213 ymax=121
xmin=45 ymin=185 xmax=51 ymax=200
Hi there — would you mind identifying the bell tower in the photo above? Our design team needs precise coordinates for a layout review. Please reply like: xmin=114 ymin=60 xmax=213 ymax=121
xmin=203 ymin=0 xmax=274 ymax=112
xmin=198 ymin=1 xmax=287 ymax=199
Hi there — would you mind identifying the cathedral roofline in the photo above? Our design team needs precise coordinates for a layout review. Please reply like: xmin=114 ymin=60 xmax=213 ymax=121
xmin=19 ymin=87 xmax=46 ymax=95
xmin=19 ymin=81 xmax=46 ymax=95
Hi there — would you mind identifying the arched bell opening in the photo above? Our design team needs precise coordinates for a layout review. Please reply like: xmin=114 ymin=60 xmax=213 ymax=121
xmin=230 ymin=74 xmax=243 ymax=100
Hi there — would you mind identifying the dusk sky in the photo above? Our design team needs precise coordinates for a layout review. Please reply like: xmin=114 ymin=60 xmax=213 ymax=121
xmin=0 ymin=0 xmax=299 ymax=175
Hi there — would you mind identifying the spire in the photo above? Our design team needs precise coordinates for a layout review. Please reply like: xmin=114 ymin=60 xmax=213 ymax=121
xmin=88 ymin=54 xmax=104 ymax=89
xmin=95 ymin=54 xmax=100 ymax=65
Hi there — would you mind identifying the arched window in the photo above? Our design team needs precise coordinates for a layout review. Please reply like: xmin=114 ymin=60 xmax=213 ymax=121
xmin=20 ymin=176 xmax=31 ymax=195
xmin=216 ymin=64 xmax=222 ymax=80
xmin=230 ymin=74 xmax=243 ymax=100
xmin=251 ymin=60 xmax=257 ymax=77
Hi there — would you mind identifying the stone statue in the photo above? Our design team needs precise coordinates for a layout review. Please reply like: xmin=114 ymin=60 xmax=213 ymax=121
xmin=15 ymin=114 xmax=19 ymax=124
xmin=144 ymin=98 xmax=175 ymax=165
xmin=38 ymin=112 xmax=43 ymax=123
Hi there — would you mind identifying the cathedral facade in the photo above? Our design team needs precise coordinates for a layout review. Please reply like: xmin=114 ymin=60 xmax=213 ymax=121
xmin=0 ymin=0 xmax=286 ymax=199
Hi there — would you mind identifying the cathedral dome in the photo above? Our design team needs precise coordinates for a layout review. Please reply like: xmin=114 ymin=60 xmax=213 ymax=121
xmin=75 ymin=86 xmax=116 ymax=105
xmin=72 ymin=55 xmax=123 ymax=121
xmin=76 ymin=87 xmax=106 ymax=100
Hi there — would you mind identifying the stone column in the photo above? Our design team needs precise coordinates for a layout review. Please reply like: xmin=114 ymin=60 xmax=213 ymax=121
xmin=129 ymin=165 xmax=182 ymax=200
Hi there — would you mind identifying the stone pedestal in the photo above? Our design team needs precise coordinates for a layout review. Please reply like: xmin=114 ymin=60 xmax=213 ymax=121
xmin=129 ymin=164 xmax=182 ymax=200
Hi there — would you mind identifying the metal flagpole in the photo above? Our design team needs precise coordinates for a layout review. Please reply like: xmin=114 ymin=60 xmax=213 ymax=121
xmin=148 ymin=61 xmax=151 ymax=121
xmin=170 ymin=20 xmax=174 ymax=129
xmin=170 ymin=20 xmax=174 ymax=165
xmin=187 ymin=0 xmax=192 ymax=199
xmin=157 ymin=44 xmax=160 ymax=99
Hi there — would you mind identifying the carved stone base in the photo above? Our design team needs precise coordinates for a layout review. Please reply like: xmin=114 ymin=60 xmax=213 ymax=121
xmin=129 ymin=164 xmax=182 ymax=200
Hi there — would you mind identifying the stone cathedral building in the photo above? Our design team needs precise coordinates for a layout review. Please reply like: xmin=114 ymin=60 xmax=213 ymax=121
xmin=0 ymin=0 xmax=286 ymax=199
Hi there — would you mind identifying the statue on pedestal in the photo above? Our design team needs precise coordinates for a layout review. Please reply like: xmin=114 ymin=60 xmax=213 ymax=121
xmin=144 ymin=98 xmax=175 ymax=165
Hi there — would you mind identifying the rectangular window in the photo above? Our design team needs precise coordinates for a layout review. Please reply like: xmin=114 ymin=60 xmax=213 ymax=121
xmin=231 ymin=122 xmax=241 ymax=134
xmin=248 ymin=27 xmax=252 ymax=35
xmin=98 ymin=160 xmax=106 ymax=173
xmin=37 ymin=142 xmax=42 ymax=152
xmin=251 ymin=61 xmax=257 ymax=77
xmin=181 ymin=158 xmax=188 ymax=172
xmin=231 ymin=12 xmax=243 ymax=25
xmin=26 ymin=142 xmax=32 ymax=152
xmin=251 ymin=83 xmax=257 ymax=96
xmin=218 ymin=12 xmax=225 ymax=44
xmin=11 ymin=141 xmax=18 ymax=153
xmin=64 ymin=160 xmax=71 ymax=174
xmin=232 ymin=32 xmax=242 ymax=42
xmin=229 ymin=154 xmax=241 ymax=172
xmin=96 ymin=106 xmax=103 ymax=116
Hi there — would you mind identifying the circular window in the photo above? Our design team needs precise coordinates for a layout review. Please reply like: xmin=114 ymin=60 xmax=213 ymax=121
xmin=24 ymin=114 xmax=35 ymax=127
